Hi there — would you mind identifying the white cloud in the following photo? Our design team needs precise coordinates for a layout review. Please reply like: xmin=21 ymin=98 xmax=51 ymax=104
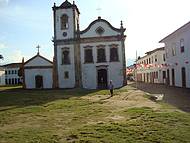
xmin=0 ymin=0 xmax=9 ymax=7
xmin=0 ymin=44 xmax=29 ymax=64
xmin=0 ymin=43 xmax=7 ymax=49
xmin=0 ymin=49 xmax=31 ymax=65
xmin=8 ymin=50 xmax=24 ymax=63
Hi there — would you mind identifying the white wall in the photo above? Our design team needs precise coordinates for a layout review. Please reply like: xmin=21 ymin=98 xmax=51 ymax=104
xmin=80 ymin=41 xmax=124 ymax=89
xmin=57 ymin=45 xmax=76 ymax=88
xmin=0 ymin=69 xmax=5 ymax=85
xmin=24 ymin=55 xmax=53 ymax=89
xmin=163 ymin=26 xmax=190 ymax=88
xmin=25 ymin=69 xmax=53 ymax=89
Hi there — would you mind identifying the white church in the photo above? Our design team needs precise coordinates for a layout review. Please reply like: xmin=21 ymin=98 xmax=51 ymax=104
xmin=23 ymin=0 xmax=126 ymax=89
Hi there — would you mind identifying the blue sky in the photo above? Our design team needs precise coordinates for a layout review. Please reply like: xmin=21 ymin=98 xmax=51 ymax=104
xmin=1 ymin=0 xmax=190 ymax=66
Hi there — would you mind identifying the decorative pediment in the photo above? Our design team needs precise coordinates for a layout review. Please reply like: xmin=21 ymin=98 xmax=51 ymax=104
xmin=80 ymin=17 xmax=125 ymax=38
xmin=24 ymin=54 xmax=53 ymax=67
xmin=96 ymin=26 xmax=105 ymax=35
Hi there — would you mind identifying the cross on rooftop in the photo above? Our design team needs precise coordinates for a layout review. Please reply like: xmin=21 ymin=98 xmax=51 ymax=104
xmin=36 ymin=45 xmax=40 ymax=55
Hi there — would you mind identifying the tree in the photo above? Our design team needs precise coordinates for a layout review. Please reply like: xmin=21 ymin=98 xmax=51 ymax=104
xmin=0 ymin=54 xmax=3 ymax=60
xmin=18 ymin=67 xmax=23 ymax=77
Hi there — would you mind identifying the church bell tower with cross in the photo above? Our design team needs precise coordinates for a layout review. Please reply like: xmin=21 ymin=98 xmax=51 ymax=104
xmin=52 ymin=0 xmax=81 ymax=88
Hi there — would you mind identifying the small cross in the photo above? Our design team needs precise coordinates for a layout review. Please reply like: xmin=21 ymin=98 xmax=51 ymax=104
xmin=36 ymin=45 xmax=40 ymax=54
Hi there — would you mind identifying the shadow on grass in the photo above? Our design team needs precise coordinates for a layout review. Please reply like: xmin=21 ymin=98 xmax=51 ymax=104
xmin=0 ymin=87 xmax=108 ymax=111
xmin=130 ymin=82 xmax=190 ymax=112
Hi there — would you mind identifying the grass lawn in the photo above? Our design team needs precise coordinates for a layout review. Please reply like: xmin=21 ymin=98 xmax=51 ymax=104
xmin=0 ymin=86 xmax=190 ymax=143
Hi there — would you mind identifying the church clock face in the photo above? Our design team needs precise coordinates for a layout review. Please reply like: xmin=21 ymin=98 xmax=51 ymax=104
xmin=63 ymin=32 xmax=67 ymax=37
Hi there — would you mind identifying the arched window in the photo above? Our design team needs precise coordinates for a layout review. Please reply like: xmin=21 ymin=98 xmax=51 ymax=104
xmin=109 ymin=44 xmax=119 ymax=62
xmin=61 ymin=14 xmax=68 ymax=30
xmin=84 ymin=49 xmax=93 ymax=63
xmin=97 ymin=47 xmax=106 ymax=63
xmin=62 ymin=48 xmax=70 ymax=64
xmin=180 ymin=39 xmax=184 ymax=53
xmin=64 ymin=71 xmax=69 ymax=79
xmin=171 ymin=43 xmax=176 ymax=56
xmin=110 ymin=48 xmax=119 ymax=62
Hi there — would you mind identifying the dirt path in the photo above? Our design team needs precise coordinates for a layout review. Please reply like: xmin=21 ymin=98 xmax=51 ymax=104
xmin=130 ymin=82 xmax=190 ymax=112
xmin=82 ymin=86 xmax=162 ymax=111
xmin=82 ymin=82 xmax=189 ymax=115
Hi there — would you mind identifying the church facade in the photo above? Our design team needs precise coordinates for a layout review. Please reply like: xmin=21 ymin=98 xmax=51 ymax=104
xmin=23 ymin=0 xmax=126 ymax=89
xmin=52 ymin=0 xmax=126 ymax=89
xmin=23 ymin=54 xmax=53 ymax=89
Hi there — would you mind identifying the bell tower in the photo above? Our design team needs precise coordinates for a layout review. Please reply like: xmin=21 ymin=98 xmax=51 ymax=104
xmin=52 ymin=0 xmax=81 ymax=88
xmin=53 ymin=0 xmax=80 ymax=40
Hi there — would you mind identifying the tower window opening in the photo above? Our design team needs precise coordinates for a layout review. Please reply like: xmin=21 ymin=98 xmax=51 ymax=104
xmin=61 ymin=14 xmax=69 ymax=30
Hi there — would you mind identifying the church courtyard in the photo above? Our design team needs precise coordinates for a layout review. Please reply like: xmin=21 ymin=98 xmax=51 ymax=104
xmin=0 ymin=85 xmax=190 ymax=143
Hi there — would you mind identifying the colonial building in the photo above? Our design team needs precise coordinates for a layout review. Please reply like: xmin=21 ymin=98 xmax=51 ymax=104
xmin=126 ymin=65 xmax=136 ymax=81
xmin=1 ymin=63 xmax=22 ymax=85
xmin=159 ymin=21 xmax=190 ymax=88
xmin=23 ymin=53 xmax=53 ymax=89
xmin=51 ymin=0 xmax=126 ymax=89
xmin=0 ymin=67 xmax=5 ymax=86
xmin=136 ymin=47 xmax=166 ymax=84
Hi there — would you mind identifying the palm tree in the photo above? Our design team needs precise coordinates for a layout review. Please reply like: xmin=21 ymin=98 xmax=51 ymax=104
xmin=0 ymin=55 xmax=3 ymax=66
xmin=0 ymin=54 xmax=3 ymax=60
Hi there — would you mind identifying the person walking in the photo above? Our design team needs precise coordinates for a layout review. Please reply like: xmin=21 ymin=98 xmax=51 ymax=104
xmin=109 ymin=80 xmax=114 ymax=97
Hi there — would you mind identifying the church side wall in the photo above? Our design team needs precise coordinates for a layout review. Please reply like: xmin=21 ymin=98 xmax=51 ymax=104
xmin=80 ymin=41 xmax=123 ymax=89
xmin=108 ymin=62 xmax=124 ymax=88
xmin=57 ymin=45 xmax=76 ymax=88
xmin=25 ymin=69 xmax=53 ymax=89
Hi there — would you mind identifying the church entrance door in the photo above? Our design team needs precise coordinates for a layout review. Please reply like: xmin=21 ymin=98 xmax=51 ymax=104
xmin=35 ymin=75 xmax=43 ymax=89
xmin=97 ymin=69 xmax=108 ymax=89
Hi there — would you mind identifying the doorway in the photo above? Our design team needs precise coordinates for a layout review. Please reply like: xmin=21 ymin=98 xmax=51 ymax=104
xmin=97 ymin=69 xmax=108 ymax=89
xmin=181 ymin=67 xmax=186 ymax=88
xmin=172 ymin=69 xmax=175 ymax=86
xmin=146 ymin=73 xmax=149 ymax=83
xmin=167 ymin=69 xmax=170 ymax=85
xmin=163 ymin=71 xmax=166 ymax=83
xmin=35 ymin=75 xmax=43 ymax=89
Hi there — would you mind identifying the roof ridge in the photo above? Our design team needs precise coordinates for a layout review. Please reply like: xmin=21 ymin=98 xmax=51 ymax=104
xmin=24 ymin=54 xmax=53 ymax=66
